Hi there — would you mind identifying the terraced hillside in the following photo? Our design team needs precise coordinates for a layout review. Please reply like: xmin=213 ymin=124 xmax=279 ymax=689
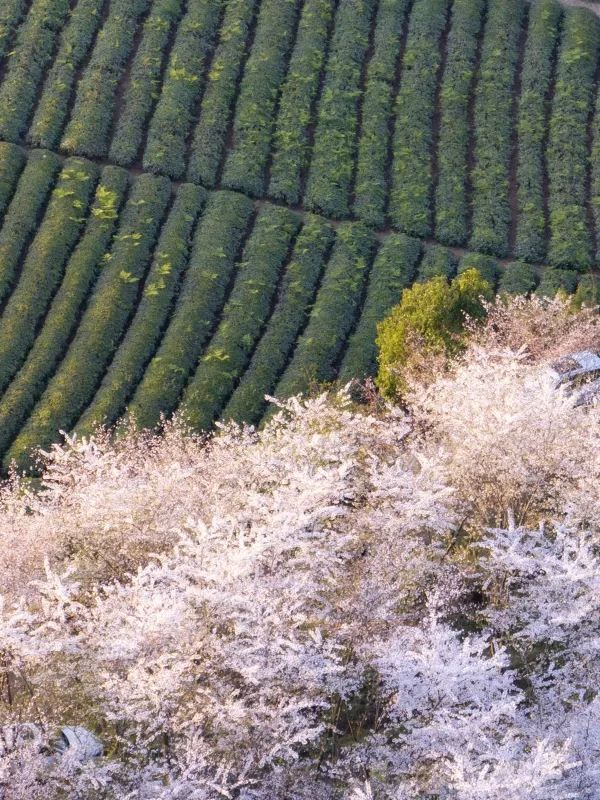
xmin=0 ymin=0 xmax=599 ymax=468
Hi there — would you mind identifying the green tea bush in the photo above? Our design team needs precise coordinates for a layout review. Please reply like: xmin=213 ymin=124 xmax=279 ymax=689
xmin=142 ymin=0 xmax=223 ymax=178
xmin=268 ymin=0 xmax=336 ymax=205
xmin=127 ymin=191 xmax=255 ymax=430
xmin=109 ymin=0 xmax=186 ymax=166
xmin=186 ymin=0 xmax=258 ymax=187
xmin=469 ymin=0 xmax=524 ymax=257
xmin=0 ymin=142 xmax=25 ymax=223
xmin=458 ymin=251 xmax=500 ymax=289
xmin=27 ymin=0 xmax=106 ymax=149
xmin=572 ymin=274 xmax=600 ymax=308
xmin=0 ymin=149 xmax=61 ymax=307
xmin=499 ymin=261 xmax=539 ymax=295
xmin=589 ymin=26 xmax=600 ymax=263
xmin=180 ymin=206 xmax=300 ymax=431
xmin=0 ymin=0 xmax=28 ymax=62
xmin=352 ymin=0 xmax=411 ymax=228
xmin=547 ymin=8 xmax=599 ymax=269
xmin=222 ymin=0 xmax=300 ymax=195
xmin=76 ymin=184 xmax=207 ymax=436
xmin=61 ymin=0 xmax=152 ymax=157
xmin=417 ymin=243 xmax=457 ymax=282
xmin=0 ymin=158 xmax=98 ymax=395
xmin=0 ymin=166 xmax=128 ymax=460
xmin=535 ymin=268 xmax=578 ymax=297
xmin=434 ymin=0 xmax=485 ymax=246
xmin=339 ymin=233 xmax=421 ymax=381
xmin=273 ymin=221 xmax=375 ymax=400
xmin=514 ymin=0 xmax=561 ymax=263
xmin=304 ymin=0 xmax=376 ymax=218
xmin=388 ymin=0 xmax=449 ymax=237
xmin=5 ymin=173 xmax=171 ymax=468
xmin=0 ymin=0 xmax=71 ymax=142
xmin=223 ymin=215 xmax=334 ymax=425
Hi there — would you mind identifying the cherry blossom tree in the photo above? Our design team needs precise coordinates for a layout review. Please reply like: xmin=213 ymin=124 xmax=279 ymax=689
xmin=0 ymin=299 xmax=599 ymax=799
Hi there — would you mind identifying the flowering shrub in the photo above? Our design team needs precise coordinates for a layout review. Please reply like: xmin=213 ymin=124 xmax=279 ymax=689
xmin=1 ymin=302 xmax=599 ymax=798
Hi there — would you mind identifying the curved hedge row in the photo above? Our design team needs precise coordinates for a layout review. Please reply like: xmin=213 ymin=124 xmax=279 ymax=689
xmin=273 ymin=221 xmax=375 ymax=400
xmin=108 ymin=0 xmax=186 ymax=167
xmin=75 ymin=183 xmax=207 ymax=436
xmin=547 ymin=8 xmax=599 ymax=269
xmin=0 ymin=166 xmax=128 ymax=461
xmin=27 ymin=0 xmax=106 ymax=150
xmin=268 ymin=0 xmax=336 ymax=206
xmin=434 ymin=0 xmax=485 ymax=246
xmin=469 ymin=0 xmax=524 ymax=257
xmin=0 ymin=0 xmax=71 ymax=142
xmin=388 ymin=0 xmax=449 ymax=238
xmin=223 ymin=214 xmax=334 ymax=425
xmin=304 ymin=0 xmax=376 ymax=218
xmin=514 ymin=0 xmax=561 ymax=263
xmin=417 ymin=243 xmax=457 ymax=281
xmin=0 ymin=149 xmax=61 ymax=308
xmin=592 ymin=63 xmax=600 ymax=264
xmin=179 ymin=205 xmax=300 ymax=431
xmin=0 ymin=158 xmax=98 ymax=395
xmin=353 ymin=0 xmax=411 ymax=228
xmin=499 ymin=260 xmax=539 ymax=294
xmin=142 ymin=0 xmax=223 ymax=179
xmin=339 ymin=232 xmax=421 ymax=381
xmin=186 ymin=0 xmax=258 ymax=188
xmin=5 ymin=173 xmax=171 ymax=472
xmin=127 ymin=190 xmax=255 ymax=430
xmin=458 ymin=251 xmax=500 ymax=289
xmin=0 ymin=1 xmax=29 ymax=62
xmin=535 ymin=267 xmax=578 ymax=297
xmin=584 ymin=16 xmax=600 ymax=267
xmin=222 ymin=0 xmax=300 ymax=196
xmin=0 ymin=142 xmax=25 ymax=223
xmin=60 ymin=0 xmax=152 ymax=158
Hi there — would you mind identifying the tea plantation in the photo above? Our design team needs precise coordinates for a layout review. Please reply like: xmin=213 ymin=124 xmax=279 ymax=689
xmin=0 ymin=0 xmax=599 ymax=467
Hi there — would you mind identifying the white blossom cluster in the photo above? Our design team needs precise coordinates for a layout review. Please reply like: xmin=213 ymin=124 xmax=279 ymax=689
xmin=0 ymin=340 xmax=599 ymax=798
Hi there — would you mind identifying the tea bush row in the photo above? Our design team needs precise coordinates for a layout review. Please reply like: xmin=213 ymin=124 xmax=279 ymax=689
xmin=127 ymin=190 xmax=255 ymax=430
xmin=353 ymin=0 xmax=411 ymax=228
xmin=339 ymin=232 xmax=421 ymax=381
xmin=109 ymin=0 xmax=186 ymax=166
xmin=0 ymin=0 xmax=71 ymax=142
xmin=187 ymin=0 xmax=258 ymax=188
xmin=0 ymin=166 xmax=129 ymax=461
xmin=514 ymin=0 xmax=561 ymax=262
xmin=61 ymin=0 xmax=152 ymax=157
xmin=547 ymin=8 xmax=599 ymax=269
xmin=6 ymin=173 xmax=171 ymax=471
xmin=469 ymin=0 xmax=523 ymax=257
xmin=388 ymin=0 xmax=449 ymax=238
xmin=143 ymin=0 xmax=223 ymax=178
xmin=223 ymin=214 xmax=334 ymax=425
xmin=180 ymin=205 xmax=300 ymax=430
xmin=268 ymin=0 xmax=336 ymax=206
xmin=0 ymin=158 xmax=98 ymax=395
xmin=273 ymin=221 xmax=375 ymax=401
xmin=304 ymin=0 xmax=376 ymax=218
xmin=222 ymin=0 xmax=300 ymax=195
xmin=0 ymin=149 xmax=61 ymax=307
xmin=28 ymin=0 xmax=106 ymax=150
xmin=434 ymin=0 xmax=485 ymax=246
xmin=76 ymin=183 xmax=207 ymax=436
